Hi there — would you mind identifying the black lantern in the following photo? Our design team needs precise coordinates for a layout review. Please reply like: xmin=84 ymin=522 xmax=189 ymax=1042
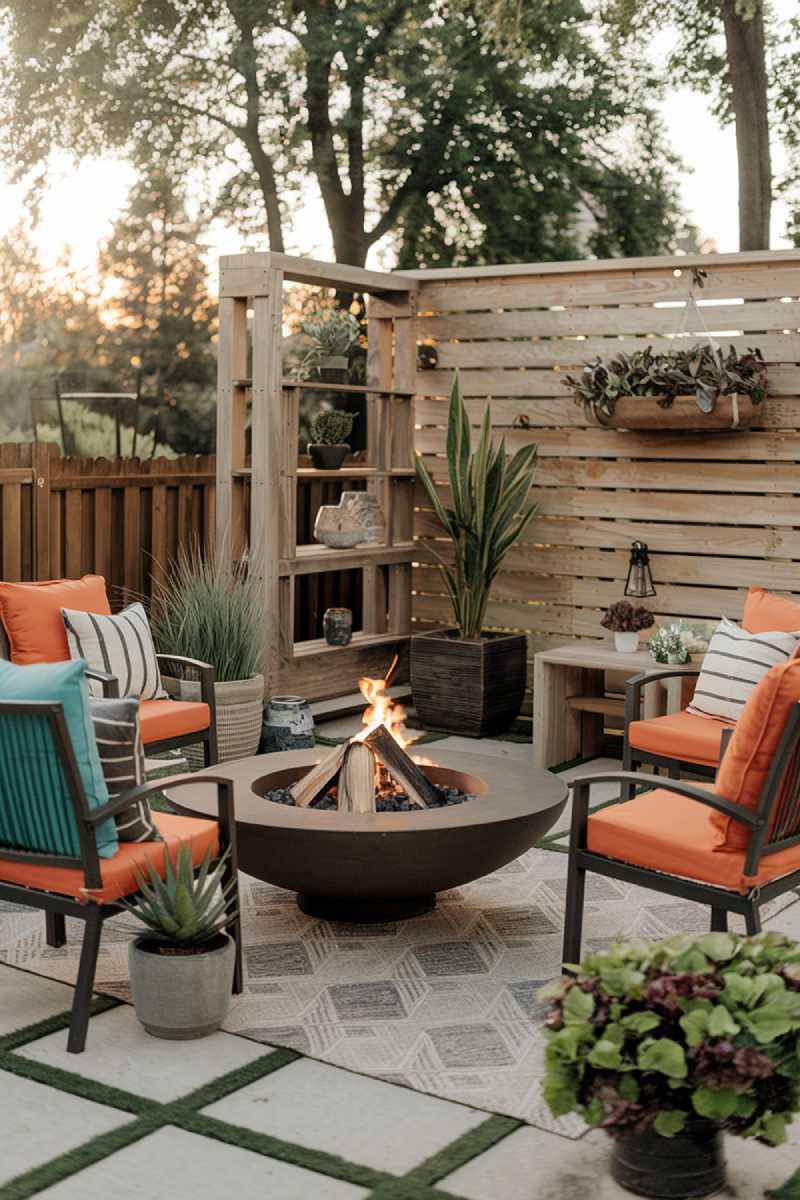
xmin=624 ymin=541 xmax=656 ymax=598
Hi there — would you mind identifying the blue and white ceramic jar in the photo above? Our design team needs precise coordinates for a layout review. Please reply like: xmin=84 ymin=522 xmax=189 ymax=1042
xmin=259 ymin=696 xmax=316 ymax=753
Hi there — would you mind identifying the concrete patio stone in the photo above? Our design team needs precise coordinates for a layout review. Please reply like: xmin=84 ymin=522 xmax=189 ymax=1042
xmin=16 ymin=1003 xmax=269 ymax=1102
xmin=202 ymin=1055 xmax=487 ymax=1174
xmin=34 ymin=1125 xmax=370 ymax=1200
xmin=0 ymin=965 xmax=76 ymax=1036
xmin=0 ymin=1069 xmax=131 ymax=1188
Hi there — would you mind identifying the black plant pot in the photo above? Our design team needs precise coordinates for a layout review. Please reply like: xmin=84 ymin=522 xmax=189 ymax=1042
xmin=410 ymin=629 xmax=526 ymax=737
xmin=308 ymin=443 xmax=350 ymax=470
xmin=611 ymin=1119 xmax=725 ymax=1198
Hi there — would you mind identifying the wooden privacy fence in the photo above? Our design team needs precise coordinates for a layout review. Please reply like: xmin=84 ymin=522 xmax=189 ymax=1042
xmin=410 ymin=249 xmax=800 ymax=711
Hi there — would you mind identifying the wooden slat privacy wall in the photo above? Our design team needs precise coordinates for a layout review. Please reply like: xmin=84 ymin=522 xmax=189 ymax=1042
xmin=410 ymin=251 xmax=800 ymax=711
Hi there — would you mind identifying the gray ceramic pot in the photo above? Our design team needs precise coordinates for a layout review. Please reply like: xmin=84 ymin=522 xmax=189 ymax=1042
xmin=260 ymin=695 xmax=316 ymax=752
xmin=128 ymin=934 xmax=235 ymax=1040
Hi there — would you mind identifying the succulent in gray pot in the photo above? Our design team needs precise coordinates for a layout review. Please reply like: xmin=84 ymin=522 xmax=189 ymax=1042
xmin=301 ymin=310 xmax=361 ymax=383
xmin=124 ymin=843 xmax=239 ymax=1040
xmin=307 ymin=409 xmax=358 ymax=470
xmin=412 ymin=371 xmax=538 ymax=736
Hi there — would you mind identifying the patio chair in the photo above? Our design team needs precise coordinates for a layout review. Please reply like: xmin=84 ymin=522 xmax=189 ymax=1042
xmin=563 ymin=656 xmax=800 ymax=964
xmin=0 ymin=698 xmax=241 ymax=1052
xmin=0 ymin=576 xmax=218 ymax=766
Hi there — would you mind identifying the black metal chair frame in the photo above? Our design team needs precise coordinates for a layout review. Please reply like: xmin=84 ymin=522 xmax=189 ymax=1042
xmin=564 ymin=704 xmax=800 ymax=965
xmin=621 ymin=668 xmax=717 ymax=801
xmin=96 ymin=654 xmax=218 ymax=767
xmin=0 ymin=699 xmax=240 ymax=1053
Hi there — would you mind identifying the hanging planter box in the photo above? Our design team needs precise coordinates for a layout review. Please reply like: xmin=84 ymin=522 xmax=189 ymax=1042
xmin=584 ymin=392 xmax=760 ymax=432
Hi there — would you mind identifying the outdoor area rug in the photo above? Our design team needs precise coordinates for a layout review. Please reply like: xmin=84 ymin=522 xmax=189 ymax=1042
xmin=1 ymin=847 xmax=798 ymax=1138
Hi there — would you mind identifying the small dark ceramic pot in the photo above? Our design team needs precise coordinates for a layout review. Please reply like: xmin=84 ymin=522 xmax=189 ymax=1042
xmin=309 ymin=443 xmax=350 ymax=470
xmin=323 ymin=607 xmax=353 ymax=646
xmin=611 ymin=1118 xmax=725 ymax=1198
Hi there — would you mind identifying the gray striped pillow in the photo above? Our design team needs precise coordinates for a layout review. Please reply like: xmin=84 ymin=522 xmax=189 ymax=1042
xmin=90 ymin=697 xmax=162 ymax=842
xmin=687 ymin=616 xmax=799 ymax=723
xmin=62 ymin=602 xmax=167 ymax=700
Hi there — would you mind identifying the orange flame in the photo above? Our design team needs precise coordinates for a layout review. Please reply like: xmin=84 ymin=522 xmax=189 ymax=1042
xmin=356 ymin=674 xmax=414 ymax=748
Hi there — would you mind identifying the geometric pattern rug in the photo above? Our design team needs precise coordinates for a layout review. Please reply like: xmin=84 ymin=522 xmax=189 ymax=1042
xmin=2 ymin=847 xmax=798 ymax=1138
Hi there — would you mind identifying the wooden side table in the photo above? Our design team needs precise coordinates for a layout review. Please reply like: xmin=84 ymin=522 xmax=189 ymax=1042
xmin=533 ymin=642 xmax=700 ymax=769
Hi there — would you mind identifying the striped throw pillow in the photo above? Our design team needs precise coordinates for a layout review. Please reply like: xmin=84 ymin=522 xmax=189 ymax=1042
xmin=62 ymin=602 xmax=167 ymax=700
xmin=687 ymin=616 xmax=800 ymax=723
xmin=90 ymin=697 xmax=162 ymax=842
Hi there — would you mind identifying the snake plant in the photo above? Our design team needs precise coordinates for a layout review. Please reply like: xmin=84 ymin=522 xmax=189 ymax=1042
xmin=124 ymin=843 xmax=237 ymax=947
xmin=415 ymin=371 xmax=538 ymax=640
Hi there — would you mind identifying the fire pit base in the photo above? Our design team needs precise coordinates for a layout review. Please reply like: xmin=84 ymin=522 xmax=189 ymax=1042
xmin=297 ymin=893 xmax=435 ymax=923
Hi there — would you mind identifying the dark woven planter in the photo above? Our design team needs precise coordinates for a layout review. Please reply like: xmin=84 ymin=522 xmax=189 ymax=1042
xmin=410 ymin=629 xmax=526 ymax=737
xmin=611 ymin=1118 xmax=725 ymax=1198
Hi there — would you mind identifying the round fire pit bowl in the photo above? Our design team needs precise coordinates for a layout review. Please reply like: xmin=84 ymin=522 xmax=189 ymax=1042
xmin=168 ymin=748 xmax=568 ymax=922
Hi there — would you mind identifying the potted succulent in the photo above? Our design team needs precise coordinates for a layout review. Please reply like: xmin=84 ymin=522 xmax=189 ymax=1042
xmin=301 ymin=310 xmax=361 ymax=383
xmin=565 ymin=344 xmax=767 ymax=432
xmin=601 ymin=601 xmax=655 ymax=653
xmin=412 ymin=371 xmax=538 ymax=736
xmin=125 ymin=843 xmax=238 ymax=1040
xmin=307 ymin=409 xmax=358 ymax=470
xmin=150 ymin=548 xmax=263 ymax=763
xmin=540 ymin=932 xmax=800 ymax=1199
xmin=649 ymin=625 xmax=690 ymax=666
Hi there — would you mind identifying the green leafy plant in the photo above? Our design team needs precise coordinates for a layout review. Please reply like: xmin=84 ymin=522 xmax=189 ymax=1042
xmin=149 ymin=546 xmax=260 ymax=683
xmin=123 ymin=842 xmax=237 ymax=947
xmin=301 ymin=310 xmax=361 ymax=359
xmin=565 ymin=344 xmax=768 ymax=419
xmin=601 ymin=601 xmax=655 ymax=634
xmin=415 ymin=371 xmax=538 ymax=640
xmin=649 ymin=624 xmax=689 ymax=664
xmin=309 ymin=409 xmax=358 ymax=446
xmin=540 ymin=932 xmax=800 ymax=1145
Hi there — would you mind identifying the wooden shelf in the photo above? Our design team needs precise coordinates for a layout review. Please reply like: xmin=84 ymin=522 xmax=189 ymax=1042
xmin=293 ymin=631 xmax=411 ymax=660
xmin=232 ymin=466 xmax=414 ymax=480
xmin=281 ymin=542 xmax=416 ymax=576
xmin=566 ymin=695 xmax=625 ymax=720
xmin=232 ymin=378 xmax=414 ymax=398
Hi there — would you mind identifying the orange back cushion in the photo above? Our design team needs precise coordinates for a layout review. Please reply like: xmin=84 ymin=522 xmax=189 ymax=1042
xmin=743 ymin=587 xmax=800 ymax=634
xmin=0 ymin=576 xmax=110 ymax=665
xmin=712 ymin=656 xmax=800 ymax=850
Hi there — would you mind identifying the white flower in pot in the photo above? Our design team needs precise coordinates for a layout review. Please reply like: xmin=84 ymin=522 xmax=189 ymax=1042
xmin=601 ymin=600 xmax=655 ymax=653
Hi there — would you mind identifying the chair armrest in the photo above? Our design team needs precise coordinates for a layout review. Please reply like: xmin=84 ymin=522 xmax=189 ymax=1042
xmin=86 ymin=773 xmax=234 ymax=828
xmin=624 ymin=669 xmax=701 ymax=727
xmin=718 ymin=726 xmax=734 ymax=766
xmin=569 ymin=770 xmax=758 ymax=828
xmin=85 ymin=669 xmax=120 ymax=699
xmin=155 ymin=654 xmax=216 ymax=710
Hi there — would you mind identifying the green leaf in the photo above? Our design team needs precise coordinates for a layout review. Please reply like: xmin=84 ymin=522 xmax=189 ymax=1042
xmin=618 ymin=1075 xmax=640 ymax=1102
xmin=766 ymin=1167 xmax=800 ymax=1199
xmin=762 ymin=1113 xmax=788 ymax=1146
xmin=584 ymin=1097 xmax=605 ymax=1126
xmin=588 ymin=1039 xmax=623 ymax=1070
xmin=654 ymin=1110 xmax=686 ymax=1138
xmin=722 ymin=972 xmax=758 ymax=1007
xmin=744 ymin=1006 xmax=796 ymax=1044
xmin=542 ymin=1060 xmax=579 ymax=1117
xmin=691 ymin=1087 xmax=738 ymax=1121
xmin=563 ymin=985 xmax=594 ymax=1024
xmin=597 ymin=966 xmax=646 ymax=996
xmin=699 ymin=933 xmax=737 ymax=962
xmin=620 ymin=1011 xmax=661 ymax=1036
xmin=637 ymin=1038 xmax=688 ymax=1079
xmin=707 ymin=1005 xmax=740 ymax=1037
xmin=679 ymin=1009 xmax=710 ymax=1048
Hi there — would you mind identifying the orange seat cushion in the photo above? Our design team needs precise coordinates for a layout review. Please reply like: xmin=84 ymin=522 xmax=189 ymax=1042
xmin=140 ymin=699 xmax=211 ymax=744
xmin=712 ymin=657 xmax=800 ymax=850
xmin=628 ymin=709 xmax=734 ymax=768
xmin=0 ymin=811 xmax=219 ymax=903
xmin=0 ymin=576 xmax=110 ymax=665
xmin=587 ymin=788 xmax=800 ymax=893
xmin=743 ymin=587 xmax=800 ymax=635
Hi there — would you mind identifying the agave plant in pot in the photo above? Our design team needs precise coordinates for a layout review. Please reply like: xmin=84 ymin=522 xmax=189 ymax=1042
xmin=412 ymin=372 xmax=538 ymax=736
xmin=125 ymin=843 xmax=239 ymax=1040
xmin=149 ymin=549 xmax=263 ymax=764
xmin=541 ymin=932 xmax=800 ymax=1199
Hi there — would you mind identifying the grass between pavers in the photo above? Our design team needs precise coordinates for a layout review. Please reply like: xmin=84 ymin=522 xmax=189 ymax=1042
xmin=0 ymin=997 xmax=517 ymax=1200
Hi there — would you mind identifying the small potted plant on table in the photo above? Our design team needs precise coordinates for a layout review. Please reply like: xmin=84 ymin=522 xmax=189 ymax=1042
xmin=126 ymin=843 xmax=239 ymax=1040
xmin=602 ymin=600 xmax=655 ymax=653
xmin=412 ymin=371 xmax=538 ymax=736
xmin=307 ymin=409 xmax=358 ymax=470
xmin=541 ymin=932 xmax=800 ymax=1198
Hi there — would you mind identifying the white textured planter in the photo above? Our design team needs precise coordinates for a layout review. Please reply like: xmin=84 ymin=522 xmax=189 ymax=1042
xmin=182 ymin=674 xmax=264 ymax=765
xmin=128 ymin=935 xmax=235 ymax=1039
xmin=614 ymin=631 xmax=640 ymax=653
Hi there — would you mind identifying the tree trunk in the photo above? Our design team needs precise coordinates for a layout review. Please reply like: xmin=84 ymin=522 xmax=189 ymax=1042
xmin=722 ymin=0 xmax=772 ymax=250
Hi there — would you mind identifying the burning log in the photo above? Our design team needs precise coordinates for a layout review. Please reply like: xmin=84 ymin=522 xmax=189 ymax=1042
xmin=338 ymin=742 xmax=376 ymax=814
xmin=290 ymin=742 xmax=346 ymax=808
xmin=364 ymin=725 xmax=438 ymax=809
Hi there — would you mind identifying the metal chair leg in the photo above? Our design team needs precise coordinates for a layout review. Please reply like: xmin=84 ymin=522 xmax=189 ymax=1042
xmin=562 ymin=854 xmax=586 ymax=967
xmin=204 ymin=726 xmax=219 ymax=767
xmin=45 ymin=911 xmax=66 ymax=948
xmin=744 ymin=905 xmax=762 ymax=937
xmin=710 ymin=907 xmax=728 ymax=932
xmin=67 ymin=908 xmax=103 ymax=1053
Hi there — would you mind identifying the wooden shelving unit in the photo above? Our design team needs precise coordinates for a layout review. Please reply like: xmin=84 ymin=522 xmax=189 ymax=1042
xmin=216 ymin=251 xmax=420 ymax=701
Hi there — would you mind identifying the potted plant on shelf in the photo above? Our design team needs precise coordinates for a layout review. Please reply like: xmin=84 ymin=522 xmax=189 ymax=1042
xmin=601 ymin=601 xmax=655 ymax=653
xmin=301 ymin=310 xmax=361 ymax=383
xmin=125 ymin=843 xmax=238 ymax=1040
xmin=540 ymin=932 xmax=800 ymax=1199
xmin=565 ymin=344 xmax=767 ymax=432
xmin=412 ymin=372 xmax=538 ymax=736
xmin=307 ymin=409 xmax=358 ymax=470
xmin=149 ymin=548 xmax=263 ymax=763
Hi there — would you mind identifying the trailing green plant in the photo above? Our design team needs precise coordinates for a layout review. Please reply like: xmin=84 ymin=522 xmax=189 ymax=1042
xmin=601 ymin=601 xmax=654 ymax=634
xmin=301 ymin=310 xmax=361 ymax=360
xmin=415 ymin=371 xmax=538 ymax=640
xmin=149 ymin=546 xmax=260 ymax=683
xmin=565 ymin=344 xmax=768 ymax=419
xmin=123 ymin=843 xmax=237 ymax=947
xmin=540 ymin=932 xmax=800 ymax=1145
xmin=649 ymin=624 xmax=690 ymax=664
xmin=309 ymin=409 xmax=358 ymax=446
